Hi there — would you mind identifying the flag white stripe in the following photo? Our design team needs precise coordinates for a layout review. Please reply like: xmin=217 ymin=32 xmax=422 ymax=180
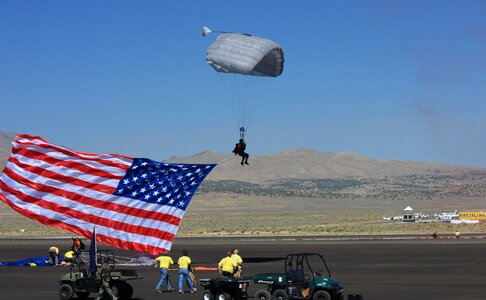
xmin=13 ymin=142 xmax=129 ymax=175
xmin=0 ymin=173 xmax=180 ymax=235
xmin=4 ymin=161 xmax=186 ymax=218
xmin=11 ymin=153 xmax=120 ymax=188
xmin=0 ymin=190 xmax=173 ymax=250
xmin=16 ymin=138 xmax=133 ymax=166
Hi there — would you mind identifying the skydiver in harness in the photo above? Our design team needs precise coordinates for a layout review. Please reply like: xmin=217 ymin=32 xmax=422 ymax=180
xmin=233 ymin=138 xmax=249 ymax=166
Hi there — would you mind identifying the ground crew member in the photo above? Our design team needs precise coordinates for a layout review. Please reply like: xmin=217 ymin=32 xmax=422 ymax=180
xmin=455 ymin=231 xmax=461 ymax=238
xmin=155 ymin=252 xmax=174 ymax=293
xmin=231 ymin=249 xmax=243 ymax=277
xmin=95 ymin=257 xmax=117 ymax=300
xmin=177 ymin=250 xmax=196 ymax=294
xmin=218 ymin=251 xmax=237 ymax=277
xmin=63 ymin=250 xmax=75 ymax=265
xmin=48 ymin=246 xmax=60 ymax=266
xmin=71 ymin=236 xmax=86 ymax=254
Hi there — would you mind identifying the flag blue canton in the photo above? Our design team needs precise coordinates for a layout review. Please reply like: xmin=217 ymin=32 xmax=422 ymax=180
xmin=114 ymin=158 xmax=216 ymax=210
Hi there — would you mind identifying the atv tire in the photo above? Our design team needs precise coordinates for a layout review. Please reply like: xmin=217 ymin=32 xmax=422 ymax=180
xmin=272 ymin=289 xmax=289 ymax=300
xmin=313 ymin=290 xmax=331 ymax=300
xmin=59 ymin=284 xmax=74 ymax=300
xmin=255 ymin=290 xmax=272 ymax=300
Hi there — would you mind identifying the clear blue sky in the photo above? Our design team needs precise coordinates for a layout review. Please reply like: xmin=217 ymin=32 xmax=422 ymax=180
xmin=1 ymin=1 xmax=485 ymax=167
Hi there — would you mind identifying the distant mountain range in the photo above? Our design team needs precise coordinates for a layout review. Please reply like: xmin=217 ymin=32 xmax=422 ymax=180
xmin=1 ymin=130 xmax=486 ymax=199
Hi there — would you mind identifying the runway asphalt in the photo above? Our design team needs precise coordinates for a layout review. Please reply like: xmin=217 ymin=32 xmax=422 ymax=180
xmin=0 ymin=237 xmax=485 ymax=300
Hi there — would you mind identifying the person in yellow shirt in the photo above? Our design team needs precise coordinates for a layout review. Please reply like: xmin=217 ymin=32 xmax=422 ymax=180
xmin=154 ymin=252 xmax=174 ymax=293
xmin=177 ymin=250 xmax=196 ymax=294
xmin=63 ymin=250 xmax=75 ymax=265
xmin=231 ymin=249 xmax=243 ymax=277
xmin=218 ymin=251 xmax=237 ymax=277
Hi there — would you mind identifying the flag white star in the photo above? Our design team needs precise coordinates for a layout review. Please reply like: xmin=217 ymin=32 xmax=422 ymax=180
xmin=144 ymin=194 xmax=150 ymax=200
xmin=168 ymin=199 xmax=175 ymax=205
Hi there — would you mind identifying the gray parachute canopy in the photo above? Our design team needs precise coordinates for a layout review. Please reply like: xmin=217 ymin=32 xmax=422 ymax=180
xmin=206 ymin=33 xmax=284 ymax=77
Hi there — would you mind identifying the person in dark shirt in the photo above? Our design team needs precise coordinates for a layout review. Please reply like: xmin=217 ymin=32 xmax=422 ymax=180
xmin=233 ymin=139 xmax=249 ymax=166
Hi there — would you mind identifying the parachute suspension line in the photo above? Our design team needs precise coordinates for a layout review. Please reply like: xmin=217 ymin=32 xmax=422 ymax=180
xmin=216 ymin=72 xmax=239 ymax=128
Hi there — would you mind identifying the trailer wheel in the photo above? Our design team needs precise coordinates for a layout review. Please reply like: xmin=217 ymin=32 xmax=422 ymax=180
xmin=312 ymin=290 xmax=331 ymax=300
xmin=272 ymin=289 xmax=289 ymax=300
xmin=255 ymin=290 xmax=272 ymax=300
xmin=59 ymin=284 xmax=74 ymax=300
xmin=216 ymin=292 xmax=232 ymax=300
xmin=202 ymin=291 xmax=215 ymax=300
xmin=124 ymin=283 xmax=134 ymax=299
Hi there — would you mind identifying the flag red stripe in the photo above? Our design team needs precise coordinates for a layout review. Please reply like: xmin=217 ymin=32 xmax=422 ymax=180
xmin=14 ymin=138 xmax=132 ymax=170
xmin=0 ymin=192 xmax=169 ymax=254
xmin=0 ymin=181 xmax=176 ymax=241
xmin=2 ymin=167 xmax=181 ymax=226
xmin=8 ymin=156 xmax=117 ymax=194
xmin=12 ymin=147 xmax=124 ymax=180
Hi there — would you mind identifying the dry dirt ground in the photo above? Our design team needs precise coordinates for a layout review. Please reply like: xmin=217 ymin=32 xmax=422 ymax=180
xmin=1 ymin=194 xmax=485 ymax=237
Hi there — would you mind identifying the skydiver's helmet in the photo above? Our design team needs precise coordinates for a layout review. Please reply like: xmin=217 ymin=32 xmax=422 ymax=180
xmin=239 ymin=139 xmax=244 ymax=143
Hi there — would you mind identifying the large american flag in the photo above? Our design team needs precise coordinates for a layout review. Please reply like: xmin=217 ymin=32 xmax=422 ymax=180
xmin=0 ymin=134 xmax=216 ymax=254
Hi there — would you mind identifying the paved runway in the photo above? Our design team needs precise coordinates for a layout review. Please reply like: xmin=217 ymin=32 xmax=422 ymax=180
xmin=0 ymin=237 xmax=485 ymax=300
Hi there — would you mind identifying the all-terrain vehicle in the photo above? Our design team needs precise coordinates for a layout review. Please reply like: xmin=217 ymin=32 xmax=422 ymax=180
xmin=58 ymin=250 xmax=142 ymax=300
xmin=253 ymin=253 xmax=344 ymax=300
xmin=200 ymin=277 xmax=251 ymax=300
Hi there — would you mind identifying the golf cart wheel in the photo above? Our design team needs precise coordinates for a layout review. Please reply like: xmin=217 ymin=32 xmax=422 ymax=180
xmin=202 ymin=291 xmax=215 ymax=300
xmin=313 ymin=290 xmax=331 ymax=300
xmin=75 ymin=292 xmax=90 ymax=299
xmin=58 ymin=284 xmax=74 ymax=300
xmin=216 ymin=292 xmax=232 ymax=300
xmin=272 ymin=289 xmax=289 ymax=300
xmin=255 ymin=290 xmax=272 ymax=300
